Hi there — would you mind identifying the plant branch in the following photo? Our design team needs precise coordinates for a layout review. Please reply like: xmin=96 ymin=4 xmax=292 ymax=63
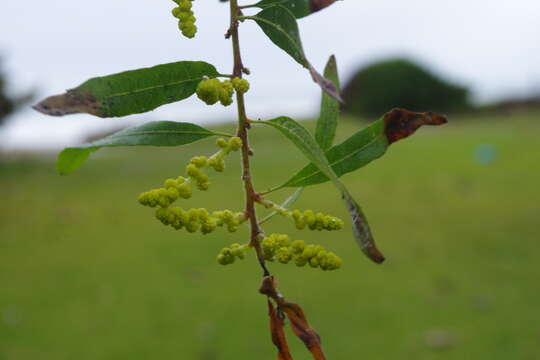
xmin=229 ymin=0 xmax=270 ymax=277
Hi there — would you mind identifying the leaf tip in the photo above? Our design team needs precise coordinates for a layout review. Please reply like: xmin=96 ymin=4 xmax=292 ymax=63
xmin=384 ymin=108 xmax=448 ymax=144
xmin=33 ymin=90 xmax=102 ymax=117
xmin=32 ymin=97 xmax=64 ymax=117
xmin=368 ymin=248 xmax=386 ymax=264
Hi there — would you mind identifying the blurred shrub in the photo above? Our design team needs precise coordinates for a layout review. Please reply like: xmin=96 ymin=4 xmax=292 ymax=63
xmin=0 ymin=62 xmax=15 ymax=126
xmin=342 ymin=58 xmax=471 ymax=118
xmin=0 ymin=57 xmax=34 ymax=127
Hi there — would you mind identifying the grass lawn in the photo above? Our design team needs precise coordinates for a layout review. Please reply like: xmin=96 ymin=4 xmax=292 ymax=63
xmin=1 ymin=110 xmax=539 ymax=359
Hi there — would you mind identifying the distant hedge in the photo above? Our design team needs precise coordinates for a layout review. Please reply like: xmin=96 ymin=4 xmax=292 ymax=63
xmin=342 ymin=58 xmax=471 ymax=118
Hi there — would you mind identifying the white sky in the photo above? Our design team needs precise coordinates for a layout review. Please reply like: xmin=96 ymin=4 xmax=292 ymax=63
xmin=1 ymin=0 xmax=539 ymax=149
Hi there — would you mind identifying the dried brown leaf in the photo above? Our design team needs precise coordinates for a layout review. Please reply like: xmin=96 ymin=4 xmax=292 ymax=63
xmin=384 ymin=108 xmax=448 ymax=144
xmin=282 ymin=302 xmax=326 ymax=360
xmin=309 ymin=0 xmax=337 ymax=13
xmin=268 ymin=300 xmax=294 ymax=360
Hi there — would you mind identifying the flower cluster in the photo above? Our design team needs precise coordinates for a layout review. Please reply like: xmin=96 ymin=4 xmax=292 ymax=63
xmin=196 ymin=77 xmax=250 ymax=106
xmin=208 ymin=137 xmax=242 ymax=172
xmin=171 ymin=0 xmax=197 ymax=38
xmin=291 ymin=209 xmax=344 ymax=231
xmin=138 ymin=137 xmax=245 ymax=234
xmin=261 ymin=234 xmax=342 ymax=271
xmin=217 ymin=243 xmax=250 ymax=265
xmin=196 ymin=79 xmax=234 ymax=106
xmin=139 ymin=137 xmax=242 ymax=208
xmin=155 ymin=207 xmax=246 ymax=234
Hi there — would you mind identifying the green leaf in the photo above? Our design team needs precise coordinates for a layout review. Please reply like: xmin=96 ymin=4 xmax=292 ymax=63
xmin=315 ymin=55 xmax=340 ymax=151
xmin=253 ymin=0 xmax=337 ymax=18
xmin=285 ymin=120 xmax=387 ymax=187
xmin=57 ymin=121 xmax=224 ymax=174
xmin=256 ymin=117 xmax=335 ymax=179
xmin=247 ymin=6 xmax=342 ymax=102
xmin=255 ymin=116 xmax=385 ymax=263
xmin=283 ymin=108 xmax=449 ymax=188
xmin=33 ymin=61 xmax=219 ymax=118
xmin=250 ymin=5 xmax=308 ymax=67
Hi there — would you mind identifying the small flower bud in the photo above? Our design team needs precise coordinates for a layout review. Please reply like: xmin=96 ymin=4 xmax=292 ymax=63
xmin=216 ymin=138 xmax=228 ymax=148
xmin=178 ymin=0 xmax=192 ymax=11
xmin=232 ymin=77 xmax=250 ymax=94
xmin=190 ymin=156 xmax=207 ymax=168
xmin=294 ymin=255 xmax=308 ymax=267
xmin=186 ymin=164 xmax=201 ymax=178
xmin=277 ymin=247 xmax=292 ymax=264
xmin=164 ymin=178 xmax=178 ymax=188
xmin=228 ymin=137 xmax=242 ymax=151
xmin=172 ymin=7 xmax=182 ymax=18
xmin=185 ymin=220 xmax=200 ymax=233
xmin=196 ymin=79 xmax=220 ymax=105
xmin=291 ymin=240 xmax=305 ymax=254
xmin=201 ymin=219 xmax=217 ymax=234
xmin=309 ymin=256 xmax=320 ymax=268
xmin=177 ymin=183 xmax=192 ymax=199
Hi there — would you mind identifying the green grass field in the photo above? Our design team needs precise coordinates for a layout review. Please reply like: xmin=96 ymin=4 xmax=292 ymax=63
xmin=1 ymin=110 xmax=539 ymax=359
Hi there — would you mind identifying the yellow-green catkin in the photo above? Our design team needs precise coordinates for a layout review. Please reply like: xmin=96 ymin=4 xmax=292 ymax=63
xmin=260 ymin=234 xmax=342 ymax=271
xmin=171 ymin=0 xmax=197 ymax=38
xmin=217 ymin=243 xmax=250 ymax=265
xmin=154 ymin=207 xmax=246 ymax=235
xmin=291 ymin=209 xmax=344 ymax=231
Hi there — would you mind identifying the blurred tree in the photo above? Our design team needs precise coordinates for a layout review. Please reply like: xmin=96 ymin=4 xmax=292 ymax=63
xmin=342 ymin=58 xmax=471 ymax=118
xmin=0 ymin=66 xmax=15 ymax=126
xmin=0 ymin=58 xmax=33 ymax=127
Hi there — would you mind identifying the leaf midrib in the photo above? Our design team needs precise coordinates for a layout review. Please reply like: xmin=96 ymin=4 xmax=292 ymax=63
xmin=249 ymin=10 xmax=306 ymax=65
xmin=94 ymin=77 xmax=205 ymax=100
xmin=287 ymin=130 xmax=385 ymax=186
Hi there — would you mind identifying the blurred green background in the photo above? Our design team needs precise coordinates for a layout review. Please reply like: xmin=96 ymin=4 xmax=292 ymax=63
xmin=1 ymin=110 xmax=539 ymax=359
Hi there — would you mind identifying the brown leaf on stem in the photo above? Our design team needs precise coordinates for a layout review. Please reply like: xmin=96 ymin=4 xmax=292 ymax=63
xmin=260 ymin=276 xmax=282 ymax=302
xmin=309 ymin=0 xmax=337 ymax=13
xmin=260 ymin=276 xmax=327 ymax=359
xmin=268 ymin=300 xmax=294 ymax=360
xmin=282 ymin=302 xmax=326 ymax=360
xmin=384 ymin=108 xmax=448 ymax=144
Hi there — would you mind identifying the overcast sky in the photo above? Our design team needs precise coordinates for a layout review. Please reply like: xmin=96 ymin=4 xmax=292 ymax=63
xmin=1 ymin=0 xmax=539 ymax=149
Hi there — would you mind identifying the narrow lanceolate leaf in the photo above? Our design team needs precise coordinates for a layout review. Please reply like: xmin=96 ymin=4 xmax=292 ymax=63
xmin=283 ymin=108 xmax=449 ymax=188
xmin=315 ymin=55 xmax=340 ymax=151
xmin=268 ymin=301 xmax=293 ymax=360
xmin=248 ymin=6 xmax=342 ymax=102
xmin=33 ymin=61 xmax=219 ymax=118
xmin=254 ymin=0 xmax=337 ymax=18
xmin=57 ymin=121 xmax=222 ymax=174
xmin=255 ymin=117 xmax=385 ymax=263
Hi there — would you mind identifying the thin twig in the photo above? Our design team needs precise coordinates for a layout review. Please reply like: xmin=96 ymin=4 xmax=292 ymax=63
xmin=229 ymin=0 xmax=270 ymax=277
